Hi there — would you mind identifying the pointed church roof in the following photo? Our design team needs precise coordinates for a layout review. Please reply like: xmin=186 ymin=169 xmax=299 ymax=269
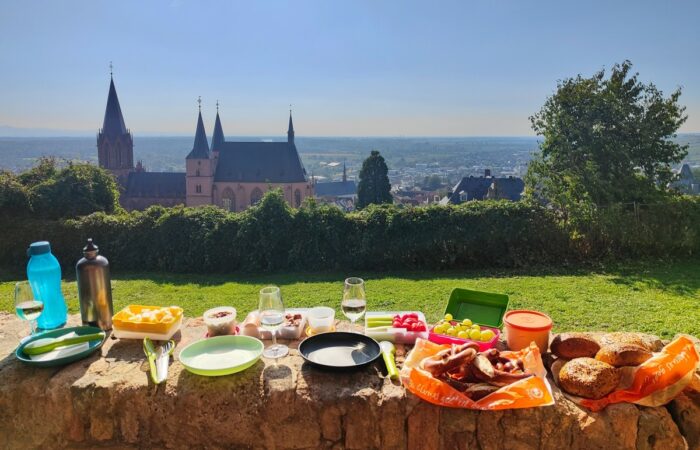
xmin=102 ymin=77 xmax=128 ymax=137
xmin=287 ymin=110 xmax=295 ymax=143
xmin=211 ymin=111 xmax=225 ymax=153
xmin=186 ymin=111 xmax=210 ymax=159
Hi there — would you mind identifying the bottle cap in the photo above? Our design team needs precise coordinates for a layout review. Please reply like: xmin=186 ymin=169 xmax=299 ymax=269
xmin=28 ymin=241 xmax=51 ymax=256
xmin=83 ymin=238 xmax=99 ymax=257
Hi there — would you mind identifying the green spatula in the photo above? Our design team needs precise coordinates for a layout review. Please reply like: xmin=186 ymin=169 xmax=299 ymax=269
xmin=23 ymin=332 xmax=105 ymax=356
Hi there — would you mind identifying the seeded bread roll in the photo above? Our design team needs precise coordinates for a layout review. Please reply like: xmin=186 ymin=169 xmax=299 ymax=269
xmin=595 ymin=343 xmax=652 ymax=367
xmin=550 ymin=333 xmax=601 ymax=359
xmin=558 ymin=358 xmax=621 ymax=400
xmin=599 ymin=332 xmax=662 ymax=352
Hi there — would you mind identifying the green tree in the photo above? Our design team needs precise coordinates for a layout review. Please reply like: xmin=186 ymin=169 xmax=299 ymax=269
xmin=29 ymin=162 xmax=121 ymax=218
xmin=0 ymin=171 xmax=32 ymax=214
xmin=357 ymin=150 xmax=393 ymax=209
xmin=526 ymin=61 xmax=688 ymax=214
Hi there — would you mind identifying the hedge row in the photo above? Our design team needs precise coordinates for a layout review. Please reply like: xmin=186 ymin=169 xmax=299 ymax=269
xmin=1 ymin=191 xmax=698 ymax=275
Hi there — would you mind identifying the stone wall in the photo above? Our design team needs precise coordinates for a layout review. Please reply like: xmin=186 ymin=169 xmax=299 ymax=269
xmin=0 ymin=313 xmax=698 ymax=450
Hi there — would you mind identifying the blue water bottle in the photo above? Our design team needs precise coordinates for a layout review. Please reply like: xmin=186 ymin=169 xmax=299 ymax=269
xmin=27 ymin=241 xmax=67 ymax=330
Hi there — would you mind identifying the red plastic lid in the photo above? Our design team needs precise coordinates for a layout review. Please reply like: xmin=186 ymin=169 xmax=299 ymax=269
xmin=503 ymin=310 xmax=552 ymax=332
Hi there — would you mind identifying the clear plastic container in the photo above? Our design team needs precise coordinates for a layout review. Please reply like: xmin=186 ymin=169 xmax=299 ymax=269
xmin=203 ymin=306 xmax=237 ymax=337
xmin=364 ymin=311 xmax=429 ymax=344
xmin=308 ymin=307 xmax=335 ymax=334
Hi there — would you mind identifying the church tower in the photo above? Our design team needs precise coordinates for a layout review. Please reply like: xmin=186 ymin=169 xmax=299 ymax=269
xmin=186 ymin=98 xmax=214 ymax=207
xmin=97 ymin=70 xmax=133 ymax=179
xmin=287 ymin=110 xmax=295 ymax=145
xmin=210 ymin=101 xmax=225 ymax=171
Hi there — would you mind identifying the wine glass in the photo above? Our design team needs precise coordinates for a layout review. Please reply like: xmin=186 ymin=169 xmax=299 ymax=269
xmin=14 ymin=281 xmax=44 ymax=336
xmin=258 ymin=286 xmax=289 ymax=360
xmin=341 ymin=277 xmax=366 ymax=329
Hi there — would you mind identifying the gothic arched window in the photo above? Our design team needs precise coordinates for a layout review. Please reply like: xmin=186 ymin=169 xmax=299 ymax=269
xmin=294 ymin=189 xmax=302 ymax=208
xmin=250 ymin=187 xmax=263 ymax=206
xmin=196 ymin=169 xmax=200 ymax=177
xmin=222 ymin=188 xmax=235 ymax=212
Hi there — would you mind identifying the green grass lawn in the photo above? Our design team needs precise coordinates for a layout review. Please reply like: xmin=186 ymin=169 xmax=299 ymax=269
xmin=1 ymin=261 xmax=698 ymax=339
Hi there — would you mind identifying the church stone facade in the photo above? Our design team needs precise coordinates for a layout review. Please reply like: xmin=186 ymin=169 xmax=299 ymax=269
xmin=98 ymin=77 xmax=313 ymax=211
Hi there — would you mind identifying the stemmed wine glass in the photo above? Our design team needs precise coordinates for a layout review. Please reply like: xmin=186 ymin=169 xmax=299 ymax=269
xmin=259 ymin=286 xmax=289 ymax=360
xmin=14 ymin=281 xmax=44 ymax=336
xmin=341 ymin=277 xmax=366 ymax=330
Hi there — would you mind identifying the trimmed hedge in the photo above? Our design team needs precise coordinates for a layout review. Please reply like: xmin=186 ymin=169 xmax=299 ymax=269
xmin=1 ymin=190 xmax=698 ymax=274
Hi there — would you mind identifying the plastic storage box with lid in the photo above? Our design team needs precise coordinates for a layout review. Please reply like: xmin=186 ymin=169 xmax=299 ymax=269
xmin=112 ymin=305 xmax=183 ymax=340
xmin=364 ymin=311 xmax=429 ymax=344
xmin=428 ymin=288 xmax=509 ymax=351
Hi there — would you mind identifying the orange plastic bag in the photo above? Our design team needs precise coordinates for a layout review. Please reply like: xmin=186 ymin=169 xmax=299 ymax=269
xmin=401 ymin=339 xmax=555 ymax=410
xmin=580 ymin=335 xmax=699 ymax=411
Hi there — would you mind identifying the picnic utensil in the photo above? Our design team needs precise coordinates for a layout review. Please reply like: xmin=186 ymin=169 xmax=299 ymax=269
xmin=379 ymin=341 xmax=399 ymax=380
xmin=143 ymin=338 xmax=157 ymax=383
xmin=23 ymin=331 xmax=105 ymax=356
xmin=15 ymin=326 xmax=106 ymax=367
xmin=298 ymin=332 xmax=381 ymax=371
xmin=154 ymin=340 xmax=175 ymax=383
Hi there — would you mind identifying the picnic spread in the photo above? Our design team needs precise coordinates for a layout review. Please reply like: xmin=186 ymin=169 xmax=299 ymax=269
xmin=4 ymin=239 xmax=700 ymax=448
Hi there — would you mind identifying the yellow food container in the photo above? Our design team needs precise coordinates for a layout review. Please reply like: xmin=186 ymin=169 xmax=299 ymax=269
xmin=112 ymin=305 xmax=183 ymax=335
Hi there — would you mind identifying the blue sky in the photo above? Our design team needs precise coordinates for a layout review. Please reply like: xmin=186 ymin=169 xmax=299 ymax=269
xmin=1 ymin=0 xmax=699 ymax=136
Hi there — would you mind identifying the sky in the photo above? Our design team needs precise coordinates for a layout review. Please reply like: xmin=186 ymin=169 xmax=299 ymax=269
xmin=1 ymin=0 xmax=699 ymax=137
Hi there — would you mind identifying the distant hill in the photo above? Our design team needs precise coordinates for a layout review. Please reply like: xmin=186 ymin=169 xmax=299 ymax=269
xmin=0 ymin=134 xmax=697 ymax=177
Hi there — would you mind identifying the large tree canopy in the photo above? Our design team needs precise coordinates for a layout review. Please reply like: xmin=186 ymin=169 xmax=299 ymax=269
xmin=526 ymin=61 xmax=688 ymax=211
xmin=357 ymin=150 xmax=393 ymax=209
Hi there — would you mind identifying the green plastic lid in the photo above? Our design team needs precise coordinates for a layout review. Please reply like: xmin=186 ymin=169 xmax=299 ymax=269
xmin=444 ymin=288 xmax=509 ymax=328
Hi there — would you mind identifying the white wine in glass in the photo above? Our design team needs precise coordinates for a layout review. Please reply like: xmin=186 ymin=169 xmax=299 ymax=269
xmin=259 ymin=286 xmax=289 ymax=360
xmin=14 ymin=281 xmax=44 ymax=335
xmin=341 ymin=277 xmax=366 ymax=325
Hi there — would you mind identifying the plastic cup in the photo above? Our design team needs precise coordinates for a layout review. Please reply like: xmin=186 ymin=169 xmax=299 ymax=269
xmin=308 ymin=307 xmax=335 ymax=333
xmin=203 ymin=306 xmax=237 ymax=337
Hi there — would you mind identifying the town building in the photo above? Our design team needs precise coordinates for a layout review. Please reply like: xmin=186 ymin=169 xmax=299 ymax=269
xmin=313 ymin=162 xmax=357 ymax=210
xmin=440 ymin=169 xmax=524 ymax=205
xmin=670 ymin=163 xmax=700 ymax=195
xmin=97 ymin=76 xmax=313 ymax=211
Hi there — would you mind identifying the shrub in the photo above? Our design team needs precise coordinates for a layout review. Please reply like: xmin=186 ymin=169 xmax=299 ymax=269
xmin=1 ymin=190 xmax=698 ymax=274
xmin=29 ymin=162 xmax=120 ymax=219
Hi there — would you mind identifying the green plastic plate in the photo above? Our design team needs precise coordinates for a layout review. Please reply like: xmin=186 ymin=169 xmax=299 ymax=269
xmin=179 ymin=335 xmax=264 ymax=376
xmin=444 ymin=288 xmax=509 ymax=328
xmin=15 ymin=326 xmax=105 ymax=367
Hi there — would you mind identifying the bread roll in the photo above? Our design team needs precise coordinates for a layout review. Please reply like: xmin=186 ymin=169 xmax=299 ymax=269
xmin=599 ymin=332 xmax=662 ymax=352
xmin=595 ymin=343 xmax=652 ymax=367
xmin=550 ymin=332 xmax=600 ymax=359
xmin=558 ymin=357 xmax=620 ymax=399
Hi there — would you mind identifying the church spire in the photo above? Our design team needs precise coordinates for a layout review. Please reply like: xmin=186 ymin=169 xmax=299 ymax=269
xmin=186 ymin=97 xmax=210 ymax=159
xmin=343 ymin=160 xmax=347 ymax=182
xmin=211 ymin=101 xmax=225 ymax=154
xmin=287 ymin=107 xmax=295 ymax=144
xmin=102 ymin=72 xmax=128 ymax=137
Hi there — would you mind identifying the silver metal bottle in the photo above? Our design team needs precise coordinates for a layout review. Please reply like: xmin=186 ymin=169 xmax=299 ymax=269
xmin=76 ymin=238 xmax=113 ymax=330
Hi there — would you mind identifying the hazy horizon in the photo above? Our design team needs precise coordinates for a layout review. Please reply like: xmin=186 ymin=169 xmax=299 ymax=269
xmin=2 ymin=0 xmax=699 ymax=136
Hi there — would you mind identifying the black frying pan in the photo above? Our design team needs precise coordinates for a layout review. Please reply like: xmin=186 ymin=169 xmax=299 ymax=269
xmin=299 ymin=332 xmax=381 ymax=370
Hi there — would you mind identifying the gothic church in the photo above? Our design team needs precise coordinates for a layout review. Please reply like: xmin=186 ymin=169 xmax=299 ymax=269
xmin=98 ymin=75 xmax=313 ymax=211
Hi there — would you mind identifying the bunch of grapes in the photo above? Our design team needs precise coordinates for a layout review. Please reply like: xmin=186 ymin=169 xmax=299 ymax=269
xmin=433 ymin=313 xmax=495 ymax=342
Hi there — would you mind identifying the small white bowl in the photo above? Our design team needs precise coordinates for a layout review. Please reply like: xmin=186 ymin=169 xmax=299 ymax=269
xmin=308 ymin=307 xmax=335 ymax=333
